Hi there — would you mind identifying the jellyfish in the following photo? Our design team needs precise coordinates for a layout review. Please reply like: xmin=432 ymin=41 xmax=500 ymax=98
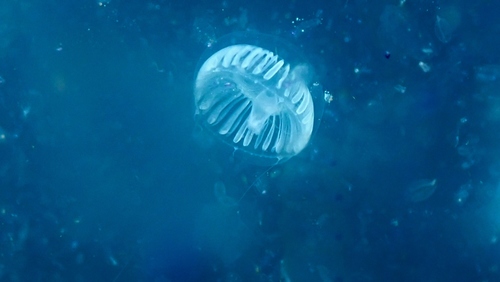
xmin=194 ymin=32 xmax=324 ymax=164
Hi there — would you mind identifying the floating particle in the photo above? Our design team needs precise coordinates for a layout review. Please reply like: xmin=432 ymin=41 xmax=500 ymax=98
xmin=475 ymin=65 xmax=500 ymax=82
xmin=434 ymin=16 xmax=453 ymax=43
xmin=324 ymin=90 xmax=333 ymax=103
xmin=406 ymin=179 xmax=437 ymax=202
xmin=394 ymin=84 xmax=406 ymax=93
xmin=0 ymin=127 xmax=6 ymax=142
xmin=290 ymin=12 xmax=323 ymax=38
xmin=421 ymin=47 xmax=434 ymax=55
xmin=418 ymin=61 xmax=431 ymax=72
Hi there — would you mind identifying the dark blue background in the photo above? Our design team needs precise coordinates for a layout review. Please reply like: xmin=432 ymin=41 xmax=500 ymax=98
xmin=0 ymin=0 xmax=499 ymax=281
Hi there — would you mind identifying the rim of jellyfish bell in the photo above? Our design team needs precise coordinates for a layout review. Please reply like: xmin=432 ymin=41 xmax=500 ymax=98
xmin=195 ymin=31 xmax=315 ymax=82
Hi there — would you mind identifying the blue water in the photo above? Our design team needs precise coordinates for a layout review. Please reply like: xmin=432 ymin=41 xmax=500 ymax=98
xmin=0 ymin=0 xmax=499 ymax=281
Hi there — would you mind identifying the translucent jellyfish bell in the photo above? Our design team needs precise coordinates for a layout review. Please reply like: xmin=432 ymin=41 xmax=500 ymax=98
xmin=194 ymin=32 xmax=324 ymax=164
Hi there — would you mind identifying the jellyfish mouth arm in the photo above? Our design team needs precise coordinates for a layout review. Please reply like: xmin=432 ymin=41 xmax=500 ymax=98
xmin=247 ymin=91 xmax=280 ymax=135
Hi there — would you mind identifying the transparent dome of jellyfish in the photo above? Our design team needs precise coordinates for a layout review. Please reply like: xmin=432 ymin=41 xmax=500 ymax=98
xmin=194 ymin=32 xmax=324 ymax=164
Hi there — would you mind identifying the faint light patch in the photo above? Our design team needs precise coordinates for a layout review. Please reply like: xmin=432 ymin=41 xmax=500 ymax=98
xmin=21 ymin=105 xmax=30 ymax=119
xmin=108 ymin=255 xmax=118 ymax=266
xmin=214 ymin=181 xmax=237 ymax=208
xmin=70 ymin=240 xmax=79 ymax=250
xmin=390 ymin=219 xmax=399 ymax=227
xmin=454 ymin=182 xmax=472 ymax=205
xmin=52 ymin=73 xmax=67 ymax=93
xmin=75 ymin=253 xmax=85 ymax=264
xmin=0 ymin=127 xmax=6 ymax=142
xmin=405 ymin=178 xmax=437 ymax=202
xmin=394 ymin=84 xmax=406 ymax=93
